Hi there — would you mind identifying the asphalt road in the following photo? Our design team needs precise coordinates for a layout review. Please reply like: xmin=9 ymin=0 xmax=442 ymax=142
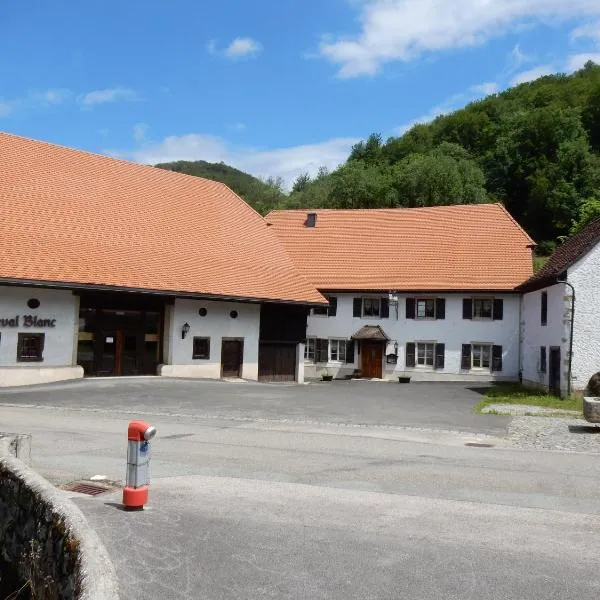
xmin=2 ymin=378 xmax=600 ymax=599
xmin=0 ymin=377 xmax=509 ymax=434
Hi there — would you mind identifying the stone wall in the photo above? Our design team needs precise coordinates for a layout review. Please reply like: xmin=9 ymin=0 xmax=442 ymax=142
xmin=0 ymin=440 xmax=118 ymax=599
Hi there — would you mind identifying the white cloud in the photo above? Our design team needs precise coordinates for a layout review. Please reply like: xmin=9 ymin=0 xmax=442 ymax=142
xmin=37 ymin=88 xmax=71 ymax=105
xmin=224 ymin=37 xmax=263 ymax=59
xmin=471 ymin=82 xmax=499 ymax=95
xmin=0 ymin=100 xmax=13 ymax=117
xmin=571 ymin=21 xmax=600 ymax=43
xmin=111 ymin=134 xmax=358 ymax=189
xmin=319 ymin=0 xmax=600 ymax=77
xmin=228 ymin=122 xmax=247 ymax=132
xmin=132 ymin=122 xmax=149 ymax=142
xmin=511 ymin=64 xmax=554 ymax=85
xmin=78 ymin=87 xmax=139 ymax=107
xmin=565 ymin=52 xmax=600 ymax=72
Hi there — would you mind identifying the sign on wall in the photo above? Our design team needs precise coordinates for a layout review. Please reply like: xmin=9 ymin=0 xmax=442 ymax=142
xmin=0 ymin=315 xmax=56 ymax=327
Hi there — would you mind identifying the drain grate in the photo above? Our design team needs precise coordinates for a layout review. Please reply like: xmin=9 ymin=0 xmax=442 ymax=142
xmin=61 ymin=480 xmax=119 ymax=496
xmin=465 ymin=442 xmax=494 ymax=448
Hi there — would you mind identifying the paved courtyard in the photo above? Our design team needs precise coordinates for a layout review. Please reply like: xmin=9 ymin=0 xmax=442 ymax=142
xmin=0 ymin=377 xmax=509 ymax=434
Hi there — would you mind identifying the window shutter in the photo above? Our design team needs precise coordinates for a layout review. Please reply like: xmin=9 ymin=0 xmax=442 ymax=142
xmin=493 ymin=299 xmax=503 ymax=321
xmin=435 ymin=298 xmax=445 ymax=320
xmin=492 ymin=345 xmax=503 ymax=372
xmin=405 ymin=342 xmax=416 ymax=368
xmin=316 ymin=338 xmax=329 ymax=363
xmin=381 ymin=297 xmax=389 ymax=318
xmin=462 ymin=299 xmax=472 ymax=320
xmin=461 ymin=344 xmax=471 ymax=370
xmin=434 ymin=343 xmax=445 ymax=370
xmin=541 ymin=292 xmax=548 ymax=326
xmin=345 ymin=340 xmax=355 ymax=364
xmin=328 ymin=296 xmax=337 ymax=317
xmin=406 ymin=298 xmax=415 ymax=319
xmin=353 ymin=297 xmax=362 ymax=318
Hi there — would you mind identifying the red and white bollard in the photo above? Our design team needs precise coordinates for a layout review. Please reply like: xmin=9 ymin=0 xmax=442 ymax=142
xmin=123 ymin=420 xmax=157 ymax=510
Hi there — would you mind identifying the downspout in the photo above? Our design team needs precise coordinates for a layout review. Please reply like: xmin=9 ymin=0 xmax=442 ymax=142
xmin=557 ymin=279 xmax=575 ymax=399
xmin=518 ymin=293 xmax=523 ymax=384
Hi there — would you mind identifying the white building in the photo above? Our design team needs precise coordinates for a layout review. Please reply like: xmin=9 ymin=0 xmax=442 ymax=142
xmin=518 ymin=218 xmax=600 ymax=396
xmin=0 ymin=134 xmax=325 ymax=387
xmin=267 ymin=205 xmax=534 ymax=383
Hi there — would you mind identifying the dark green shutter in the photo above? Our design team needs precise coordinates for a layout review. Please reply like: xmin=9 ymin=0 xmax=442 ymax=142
xmin=461 ymin=344 xmax=471 ymax=370
xmin=434 ymin=343 xmax=445 ymax=370
xmin=316 ymin=338 xmax=329 ymax=363
xmin=328 ymin=296 xmax=337 ymax=317
xmin=463 ymin=299 xmax=472 ymax=320
xmin=353 ymin=298 xmax=362 ymax=318
xmin=493 ymin=299 xmax=503 ymax=321
xmin=492 ymin=345 xmax=503 ymax=372
xmin=405 ymin=342 xmax=416 ymax=367
xmin=541 ymin=292 xmax=548 ymax=326
xmin=435 ymin=298 xmax=445 ymax=320
xmin=381 ymin=297 xmax=389 ymax=318
xmin=406 ymin=298 xmax=415 ymax=319
xmin=345 ymin=340 xmax=355 ymax=364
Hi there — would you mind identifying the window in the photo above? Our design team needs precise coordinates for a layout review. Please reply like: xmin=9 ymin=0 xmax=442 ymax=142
xmin=539 ymin=346 xmax=547 ymax=373
xmin=417 ymin=342 xmax=435 ymax=366
xmin=304 ymin=338 xmax=316 ymax=361
xmin=463 ymin=298 xmax=503 ymax=320
xmin=198 ymin=307 xmax=207 ymax=317
xmin=416 ymin=299 xmax=435 ymax=319
xmin=192 ymin=336 xmax=210 ymax=359
xmin=229 ymin=310 xmax=238 ymax=319
xmin=363 ymin=298 xmax=380 ymax=317
xmin=329 ymin=339 xmax=347 ymax=362
xmin=353 ymin=297 xmax=390 ymax=318
xmin=17 ymin=333 xmax=44 ymax=362
xmin=473 ymin=299 xmax=493 ymax=320
xmin=472 ymin=344 xmax=491 ymax=368
xmin=462 ymin=344 xmax=503 ymax=371
xmin=541 ymin=292 xmax=548 ymax=326
xmin=312 ymin=296 xmax=337 ymax=317
xmin=27 ymin=298 xmax=40 ymax=309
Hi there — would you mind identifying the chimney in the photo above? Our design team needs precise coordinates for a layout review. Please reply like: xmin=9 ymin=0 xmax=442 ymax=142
xmin=305 ymin=212 xmax=317 ymax=228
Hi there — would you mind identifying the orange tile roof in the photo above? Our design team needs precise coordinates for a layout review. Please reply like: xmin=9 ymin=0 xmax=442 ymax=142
xmin=0 ymin=133 xmax=325 ymax=304
xmin=266 ymin=205 xmax=534 ymax=291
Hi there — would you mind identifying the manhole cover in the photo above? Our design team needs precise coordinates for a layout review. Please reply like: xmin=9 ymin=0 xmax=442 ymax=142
xmin=465 ymin=442 xmax=494 ymax=448
xmin=61 ymin=480 xmax=120 ymax=496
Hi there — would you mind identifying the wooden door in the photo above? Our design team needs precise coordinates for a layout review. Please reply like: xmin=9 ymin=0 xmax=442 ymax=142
xmin=258 ymin=343 xmax=296 ymax=381
xmin=221 ymin=339 xmax=244 ymax=378
xmin=549 ymin=347 xmax=561 ymax=396
xmin=361 ymin=342 xmax=383 ymax=378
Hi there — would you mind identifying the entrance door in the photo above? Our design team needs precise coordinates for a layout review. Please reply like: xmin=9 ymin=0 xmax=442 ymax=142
xmin=97 ymin=330 xmax=141 ymax=376
xmin=549 ymin=347 xmax=561 ymax=396
xmin=258 ymin=343 xmax=297 ymax=382
xmin=221 ymin=339 xmax=244 ymax=378
xmin=361 ymin=342 xmax=383 ymax=378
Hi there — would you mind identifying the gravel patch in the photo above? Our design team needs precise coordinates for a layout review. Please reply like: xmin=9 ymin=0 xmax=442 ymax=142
xmin=482 ymin=403 xmax=580 ymax=417
xmin=509 ymin=416 xmax=600 ymax=453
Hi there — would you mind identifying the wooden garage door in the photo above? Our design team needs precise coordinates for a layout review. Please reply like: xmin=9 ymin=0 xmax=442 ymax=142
xmin=258 ymin=343 xmax=296 ymax=382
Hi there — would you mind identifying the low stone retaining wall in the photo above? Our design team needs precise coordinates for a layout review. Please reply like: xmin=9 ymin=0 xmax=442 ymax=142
xmin=583 ymin=397 xmax=600 ymax=423
xmin=0 ymin=435 xmax=119 ymax=599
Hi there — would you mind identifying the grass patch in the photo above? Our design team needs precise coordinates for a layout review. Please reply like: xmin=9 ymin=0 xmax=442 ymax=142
xmin=474 ymin=383 xmax=583 ymax=414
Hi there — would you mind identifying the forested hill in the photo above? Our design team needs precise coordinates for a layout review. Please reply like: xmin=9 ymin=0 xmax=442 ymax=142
xmin=154 ymin=159 xmax=284 ymax=215
xmin=157 ymin=62 xmax=600 ymax=251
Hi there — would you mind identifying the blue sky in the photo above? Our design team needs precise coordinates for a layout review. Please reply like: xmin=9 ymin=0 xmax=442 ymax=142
xmin=1 ymin=0 xmax=600 ymax=187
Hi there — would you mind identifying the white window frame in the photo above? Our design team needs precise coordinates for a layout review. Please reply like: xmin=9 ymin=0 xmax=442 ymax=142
xmin=416 ymin=298 xmax=436 ymax=319
xmin=416 ymin=342 xmax=435 ymax=367
xmin=329 ymin=338 xmax=347 ymax=362
xmin=472 ymin=298 xmax=494 ymax=320
xmin=362 ymin=297 xmax=381 ymax=318
xmin=305 ymin=338 xmax=316 ymax=362
xmin=471 ymin=343 xmax=492 ymax=369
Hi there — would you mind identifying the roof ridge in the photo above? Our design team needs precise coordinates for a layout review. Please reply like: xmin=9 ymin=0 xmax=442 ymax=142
xmin=0 ymin=131 xmax=224 ymax=189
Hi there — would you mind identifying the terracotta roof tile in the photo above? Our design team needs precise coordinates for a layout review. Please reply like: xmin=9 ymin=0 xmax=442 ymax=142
xmin=266 ymin=204 xmax=534 ymax=291
xmin=0 ymin=133 xmax=325 ymax=304
xmin=517 ymin=217 xmax=600 ymax=292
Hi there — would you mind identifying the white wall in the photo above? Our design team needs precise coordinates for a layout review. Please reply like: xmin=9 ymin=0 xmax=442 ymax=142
xmin=305 ymin=293 xmax=520 ymax=382
xmin=521 ymin=284 xmax=567 ymax=392
xmin=0 ymin=286 xmax=83 ymax=386
xmin=568 ymin=241 xmax=600 ymax=392
xmin=159 ymin=298 xmax=260 ymax=380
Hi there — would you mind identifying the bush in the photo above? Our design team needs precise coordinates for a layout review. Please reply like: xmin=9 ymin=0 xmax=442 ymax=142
xmin=586 ymin=372 xmax=600 ymax=396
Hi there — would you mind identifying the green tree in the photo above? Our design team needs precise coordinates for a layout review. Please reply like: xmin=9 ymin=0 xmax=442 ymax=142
xmin=570 ymin=197 xmax=600 ymax=234
xmin=327 ymin=161 xmax=397 ymax=208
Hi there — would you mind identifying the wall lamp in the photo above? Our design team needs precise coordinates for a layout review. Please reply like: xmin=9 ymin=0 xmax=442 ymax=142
xmin=181 ymin=322 xmax=191 ymax=339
